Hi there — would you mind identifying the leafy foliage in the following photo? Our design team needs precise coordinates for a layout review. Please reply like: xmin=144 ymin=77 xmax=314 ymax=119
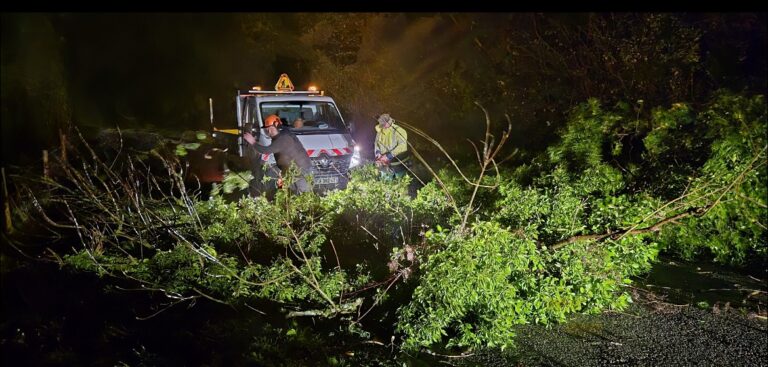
xmin=396 ymin=91 xmax=765 ymax=350
xmin=14 ymin=91 xmax=765 ymax=355
xmin=656 ymin=93 xmax=767 ymax=263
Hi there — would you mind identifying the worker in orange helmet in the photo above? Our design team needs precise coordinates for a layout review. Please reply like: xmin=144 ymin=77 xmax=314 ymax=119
xmin=244 ymin=114 xmax=312 ymax=194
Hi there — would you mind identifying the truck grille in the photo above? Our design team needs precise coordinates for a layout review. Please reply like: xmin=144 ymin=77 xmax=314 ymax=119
xmin=310 ymin=154 xmax=351 ymax=191
xmin=311 ymin=154 xmax=351 ymax=178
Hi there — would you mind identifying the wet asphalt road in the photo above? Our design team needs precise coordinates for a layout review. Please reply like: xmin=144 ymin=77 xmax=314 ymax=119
xmin=458 ymin=260 xmax=768 ymax=367
xmin=505 ymin=304 xmax=767 ymax=366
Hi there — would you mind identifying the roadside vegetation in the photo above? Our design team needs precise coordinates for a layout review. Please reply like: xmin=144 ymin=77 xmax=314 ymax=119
xmin=7 ymin=90 xmax=764 ymax=354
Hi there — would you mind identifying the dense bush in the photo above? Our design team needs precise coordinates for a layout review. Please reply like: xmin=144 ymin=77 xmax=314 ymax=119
xmin=396 ymin=91 xmax=765 ymax=349
xmin=14 ymin=91 xmax=765 ymax=353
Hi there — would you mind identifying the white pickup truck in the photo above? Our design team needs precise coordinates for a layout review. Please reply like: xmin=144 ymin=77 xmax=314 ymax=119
xmin=230 ymin=74 xmax=361 ymax=193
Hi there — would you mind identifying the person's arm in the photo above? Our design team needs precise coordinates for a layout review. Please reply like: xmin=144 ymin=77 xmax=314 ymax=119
xmin=374 ymin=133 xmax=383 ymax=158
xmin=244 ymin=132 xmax=278 ymax=154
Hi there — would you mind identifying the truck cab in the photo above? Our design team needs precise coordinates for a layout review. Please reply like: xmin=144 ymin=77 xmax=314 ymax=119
xmin=233 ymin=74 xmax=361 ymax=193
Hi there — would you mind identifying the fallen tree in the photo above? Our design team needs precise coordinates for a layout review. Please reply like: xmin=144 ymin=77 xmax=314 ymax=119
xmin=6 ymin=90 xmax=765 ymax=354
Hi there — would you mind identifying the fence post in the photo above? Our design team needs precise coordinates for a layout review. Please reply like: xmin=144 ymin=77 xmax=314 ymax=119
xmin=43 ymin=150 xmax=49 ymax=178
xmin=2 ymin=167 xmax=11 ymax=233
xmin=60 ymin=128 xmax=67 ymax=163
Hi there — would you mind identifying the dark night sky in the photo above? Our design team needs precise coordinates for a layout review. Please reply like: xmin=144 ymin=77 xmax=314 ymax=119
xmin=2 ymin=13 xmax=766 ymax=167
xmin=1 ymin=13 xmax=476 ymax=165
xmin=2 ymin=14 xmax=298 ymax=164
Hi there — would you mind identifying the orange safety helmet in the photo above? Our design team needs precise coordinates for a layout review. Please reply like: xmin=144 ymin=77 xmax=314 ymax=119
xmin=264 ymin=114 xmax=281 ymax=127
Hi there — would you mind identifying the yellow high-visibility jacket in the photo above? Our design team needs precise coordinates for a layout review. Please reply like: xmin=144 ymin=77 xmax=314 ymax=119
xmin=375 ymin=122 xmax=408 ymax=164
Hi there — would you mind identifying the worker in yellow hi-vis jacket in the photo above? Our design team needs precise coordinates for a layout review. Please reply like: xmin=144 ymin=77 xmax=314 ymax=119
xmin=374 ymin=113 xmax=410 ymax=179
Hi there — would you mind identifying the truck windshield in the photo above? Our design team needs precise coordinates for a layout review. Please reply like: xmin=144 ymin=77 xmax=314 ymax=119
xmin=259 ymin=101 xmax=346 ymax=132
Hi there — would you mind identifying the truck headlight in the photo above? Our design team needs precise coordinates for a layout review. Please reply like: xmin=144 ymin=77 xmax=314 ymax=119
xmin=349 ymin=145 xmax=361 ymax=169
